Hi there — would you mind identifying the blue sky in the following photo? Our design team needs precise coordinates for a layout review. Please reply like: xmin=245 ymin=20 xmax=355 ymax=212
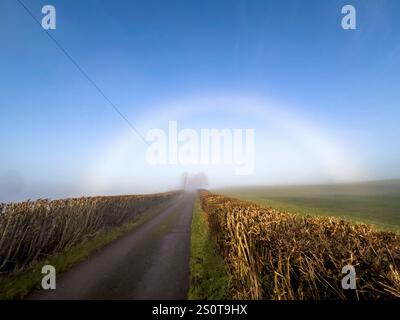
xmin=1 ymin=0 xmax=400 ymax=201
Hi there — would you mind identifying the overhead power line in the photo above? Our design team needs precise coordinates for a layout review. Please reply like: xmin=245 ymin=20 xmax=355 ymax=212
xmin=16 ymin=0 xmax=149 ymax=145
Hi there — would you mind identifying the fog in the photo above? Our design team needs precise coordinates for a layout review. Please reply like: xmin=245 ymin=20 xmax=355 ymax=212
xmin=1 ymin=94 xmax=387 ymax=203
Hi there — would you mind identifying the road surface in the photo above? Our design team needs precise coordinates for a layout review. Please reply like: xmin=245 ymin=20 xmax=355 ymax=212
xmin=28 ymin=192 xmax=196 ymax=300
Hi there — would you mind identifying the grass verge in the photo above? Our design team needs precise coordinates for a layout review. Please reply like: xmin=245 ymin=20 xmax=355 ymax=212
xmin=188 ymin=198 xmax=231 ymax=300
xmin=0 ymin=199 xmax=174 ymax=300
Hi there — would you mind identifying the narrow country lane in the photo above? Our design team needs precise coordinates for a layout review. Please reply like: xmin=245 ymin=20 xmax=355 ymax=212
xmin=28 ymin=192 xmax=196 ymax=300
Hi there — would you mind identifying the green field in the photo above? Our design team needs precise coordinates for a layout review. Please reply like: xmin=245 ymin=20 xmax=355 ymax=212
xmin=215 ymin=179 xmax=400 ymax=233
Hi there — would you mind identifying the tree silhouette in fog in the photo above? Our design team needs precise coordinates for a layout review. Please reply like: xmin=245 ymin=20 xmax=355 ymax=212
xmin=181 ymin=172 xmax=208 ymax=190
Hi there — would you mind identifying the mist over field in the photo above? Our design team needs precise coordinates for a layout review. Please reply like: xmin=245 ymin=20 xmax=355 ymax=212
xmin=1 ymin=94 xmax=399 ymax=203
xmin=1 ymin=0 xmax=400 ymax=202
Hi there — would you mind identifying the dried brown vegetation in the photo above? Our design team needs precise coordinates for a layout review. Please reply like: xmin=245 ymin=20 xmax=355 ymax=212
xmin=200 ymin=190 xmax=400 ymax=300
xmin=0 ymin=191 xmax=180 ymax=273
